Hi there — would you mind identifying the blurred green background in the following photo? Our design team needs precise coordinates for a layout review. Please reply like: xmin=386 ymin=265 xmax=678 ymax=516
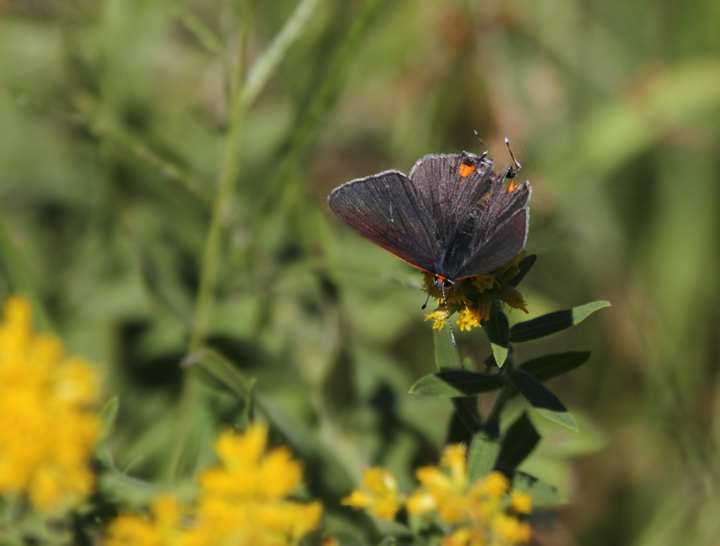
xmin=1 ymin=0 xmax=719 ymax=544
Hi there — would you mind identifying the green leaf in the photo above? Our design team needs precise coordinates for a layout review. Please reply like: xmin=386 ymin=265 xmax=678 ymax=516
xmin=410 ymin=371 xmax=504 ymax=397
xmin=572 ymin=300 xmax=611 ymax=323
xmin=467 ymin=433 xmax=501 ymax=482
xmin=509 ymin=300 xmax=610 ymax=342
xmin=450 ymin=397 xmax=483 ymax=437
xmin=536 ymin=408 xmax=578 ymax=429
xmin=508 ymin=254 xmax=537 ymax=287
xmin=485 ymin=309 xmax=509 ymax=367
xmin=0 ymin=214 xmax=53 ymax=332
xmin=183 ymin=347 xmax=253 ymax=398
xmin=242 ymin=0 xmax=322 ymax=108
xmin=434 ymin=327 xmax=460 ymax=370
xmin=491 ymin=344 xmax=509 ymax=368
xmin=511 ymin=369 xmax=566 ymax=411
xmin=494 ymin=412 xmax=541 ymax=472
xmin=512 ymin=471 xmax=566 ymax=507
xmin=511 ymin=369 xmax=577 ymax=430
xmin=97 ymin=396 xmax=119 ymax=442
xmin=519 ymin=351 xmax=591 ymax=382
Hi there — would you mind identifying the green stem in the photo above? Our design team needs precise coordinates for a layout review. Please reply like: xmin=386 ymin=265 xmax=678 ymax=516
xmin=241 ymin=0 xmax=321 ymax=109
xmin=0 ymin=213 xmax=53 ymax=333
xmin=486 ymin=387 xmax=510 ymax=430
xmin=484 ymin=348 xmax=515 ymax=438
xmin=170 ymin=1 xmax=252 ymax=480
xmin=189 ymin=5 xmax=251 ymax=352
xmin=169 ymin=0 xmax=229 ymax=63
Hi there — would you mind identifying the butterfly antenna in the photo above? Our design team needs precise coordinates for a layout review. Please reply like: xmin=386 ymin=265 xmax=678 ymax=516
xmin=439 ymin=282 xmax=457 ymax=347
xmin=421 ymin=290 xmax=431 ymax=310
xmin=504 ymin=137 xmax=521 ymax=179
xmin=473 ymin=130 xmax=489 ymax=160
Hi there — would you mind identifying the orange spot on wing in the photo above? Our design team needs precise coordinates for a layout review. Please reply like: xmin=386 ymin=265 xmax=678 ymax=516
xmin=508 ymin=180 xmax=516 ymax=192
xmin=459 ymin=163 xmax=475 ymax=178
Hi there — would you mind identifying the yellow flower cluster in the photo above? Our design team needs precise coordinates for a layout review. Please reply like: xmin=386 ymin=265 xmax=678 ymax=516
xmin=341 ymin=467 xmax=401 ymax=520
xmin=106 ymin=424 xmax=323 ymax=546
xmin=424 ymin=254 xmax=529 ymax=332
xmin=0 ymin=295 xmax=100 ymax=512
xmin=342 ymin=445 xmax=533 ymax=546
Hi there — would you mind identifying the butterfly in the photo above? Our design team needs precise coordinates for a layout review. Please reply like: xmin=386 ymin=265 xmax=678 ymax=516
xmin=327 ymin=140 xmax=531 ymax=291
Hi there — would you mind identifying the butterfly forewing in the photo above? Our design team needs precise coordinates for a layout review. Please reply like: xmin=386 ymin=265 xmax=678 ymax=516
xmin=328 ymin=171 xmax=439 ymax=273
xmin=408 ymin=154 xmax=495 ymax=249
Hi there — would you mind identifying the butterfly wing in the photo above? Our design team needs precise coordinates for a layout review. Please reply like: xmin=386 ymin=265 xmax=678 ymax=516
xmin=455 ymin=207 xmax=529 ymax=277
xmin=407 ymin=153 xmax=496 ymax=251
xmin=328 ymin=170 xmax=439 ymax=273
xmin=409 ymin=153 xmax=532 ymax=278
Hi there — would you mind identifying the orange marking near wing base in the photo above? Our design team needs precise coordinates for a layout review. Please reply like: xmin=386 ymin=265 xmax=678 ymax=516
xmin=458 ymin=163 xmax=475 ymax=178
xmin=508 ymin=180 xmax=517 ymax=192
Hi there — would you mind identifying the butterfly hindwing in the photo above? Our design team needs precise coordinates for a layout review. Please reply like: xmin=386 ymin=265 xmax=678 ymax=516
xmin=456 ymin=207 xmax=529 ymax=278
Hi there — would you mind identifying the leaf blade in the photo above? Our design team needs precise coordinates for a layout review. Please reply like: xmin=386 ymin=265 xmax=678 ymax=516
xmin=494 ymin=412 xmax=541 ymax=472
xmin=486 ymin=309 xmax=509 ymax=367
xmin=410 ymin=371 xmax=504 ymax=397
xmin=509 ymin=301 xmax=610 ymax=342
xmin=467 ymin=434 xmax=501 ymax=482
xmin=511 ymin=369 xmax=577 ymax=430
xmin=508 ymin=254 xmax=537 ymax=287
xmin=512 ymin=471 xmax=566 ymax=507
xmin=519 ymin=351 xmax=591 ymax=382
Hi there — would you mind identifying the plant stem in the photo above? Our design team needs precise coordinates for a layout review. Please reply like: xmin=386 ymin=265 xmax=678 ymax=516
xmin=170 ymin=0 xmax=252 ymax=480
xmin=189 ymin=7 xmax=251 ymax=353
xmin=241 ymin=0 xmax=322 ymax=109
xmin=0 ymin=213 xmax=53 ymax=333
xmin=484 ymin=348 xmax=515 ymax=439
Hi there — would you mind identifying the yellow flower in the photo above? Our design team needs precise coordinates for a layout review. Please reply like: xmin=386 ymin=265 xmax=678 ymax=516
xmin=105 ymin=424 xmax=322 ymax=546
xmin=105 ymin=495 xmax=183 ymax=546
xmin=493 ymin=514 xmax=532 ymax=544
xmin=497 ymin=286 xmax=528 ymax=315
xmin=457 ymin=306 xmax=485 ymax=332
xmin=444 ymin=445 xmax=468 ymax=488
xmin=425 ymin=308 xmax=450 ymax=330
xmin=471 ymin=276 xmax=497 ymax=293
xmin=408 ymin=446 xmax=532 ymax=545
xmin=343 ymin=447 xmax=534 ymax=544
xmin=443 ymin=527 xmax=486 ymax=546
xmin=0 ymin=295 xmax=100 ymax=512
xmin=341 ymin=467 xmax=401 ymax=520
xmin=187 ymin=424 xmax=321 ymax=545
xmin=510 ymin=491 xmax=533 ymax=514
xmin=481 ymin=472 xmax=510 ymax=500
xmin=423 ymin=253 xmax=529 ymax=332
